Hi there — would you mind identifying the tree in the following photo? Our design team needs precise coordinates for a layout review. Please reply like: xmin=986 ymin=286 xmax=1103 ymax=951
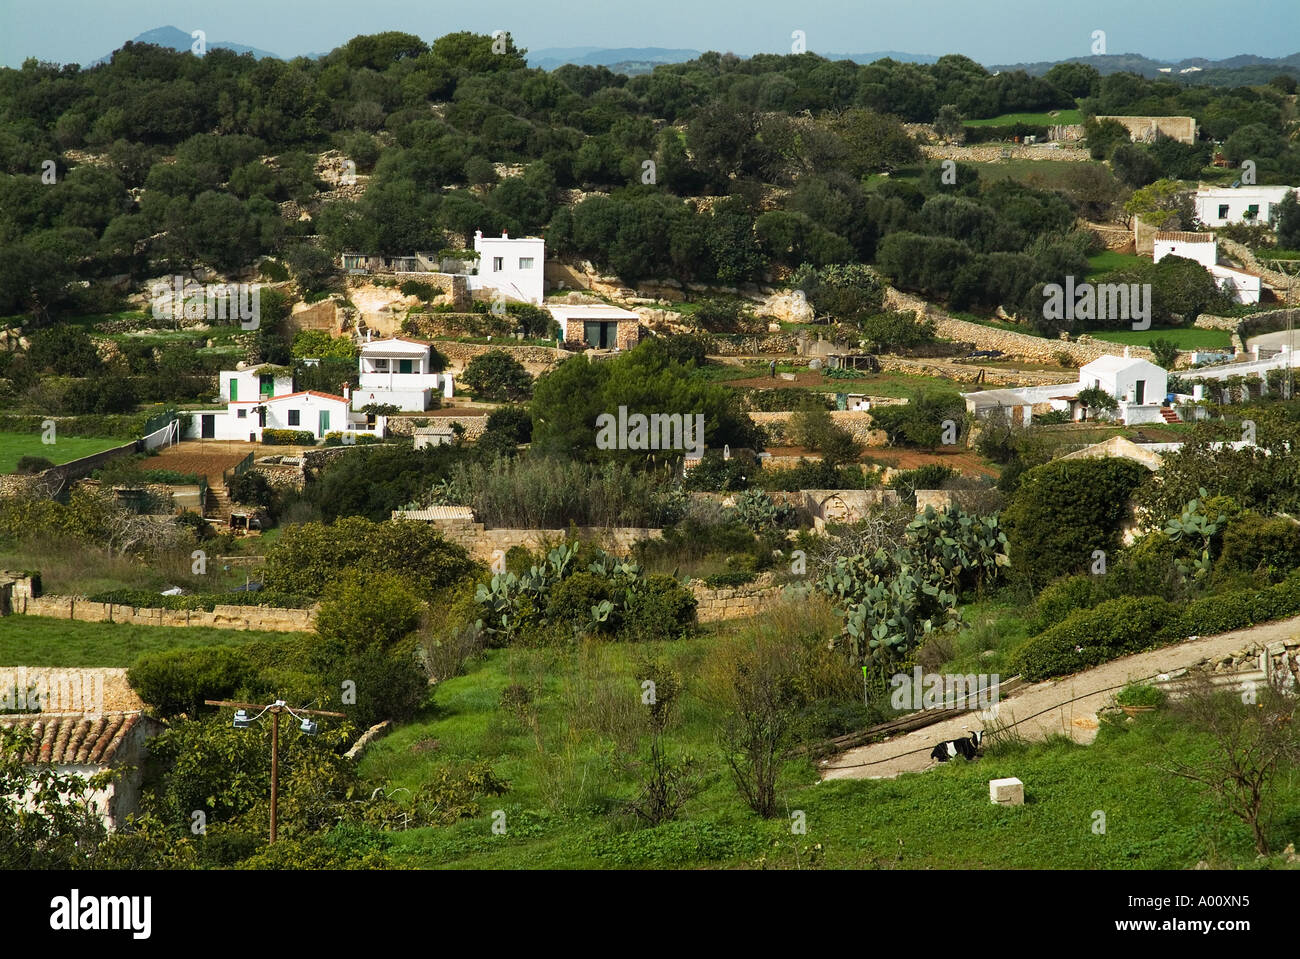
xmin=1160 ymin=675 xmax=1300 ymax=856
xmin=933 ymin=104 xmax=964 ymax=144
xmin=828 ymin=108 xmax=920 ymax=175
xmin=1110 ymin=143 xmax=1162 ymax=188
xmin=1002 ymin=458 xmax=1150 ymax=588
xmin=1276 ymin=191 xmax=1300 ymax=250
xmin=461 ymin=350 xmax=533 ymax=402
xmin=1148 ymin=337 xmax=1180 ymax=370
xmin=314 ymin=568 xmax=426 ymax=656
xmin=1084 ymin=117 xmax=1132 ymax=161
xmin=1124 ymin=179 xmax=1192 ymax=229
xmin=28 ymin=325 xmax=102 ymax=375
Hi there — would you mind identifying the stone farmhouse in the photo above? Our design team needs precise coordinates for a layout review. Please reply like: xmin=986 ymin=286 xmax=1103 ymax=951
xmin=547 ymin=303 xmax=642 ymax=350
xmin=1095 ymin=115 xmax=1198 ymax=144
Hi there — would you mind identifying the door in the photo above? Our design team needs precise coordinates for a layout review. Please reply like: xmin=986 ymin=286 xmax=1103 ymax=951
xmin=318 ymin=409 xmax=330 ymax=436
xmin=260 ymin=374 xmax=274 ymax=398
xmin=1134 ymin=380 xmax=1146 ymax=405
xmin=398 ymin=358 xmax=413 ymax=374
xmin=229 ymin=379 xmax=238 ymax=402
xmin=201 ymin=414 xmax=215 ymax=439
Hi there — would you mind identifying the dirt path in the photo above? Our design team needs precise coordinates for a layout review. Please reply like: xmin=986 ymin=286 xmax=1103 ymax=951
xmin=820 ymin=615 xmax=1300 ymax=781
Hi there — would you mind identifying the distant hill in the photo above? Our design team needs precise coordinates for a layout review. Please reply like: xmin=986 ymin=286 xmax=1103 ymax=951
xmin=528 ymin=46 xmax=942 ymax=74
xmin=989 ymin=51 xmax=1300 ymax=78
xmin=89 ymin=25 xmax=280 ymax=66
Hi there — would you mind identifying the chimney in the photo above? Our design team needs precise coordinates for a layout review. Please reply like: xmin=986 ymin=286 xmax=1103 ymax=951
xmin=475 ymin=229 xmax=482 ymax=241
xmin=1123 ymin=346 xmax=1131 ymax=358
xmin=343 ymin=382 xmax=350 ymax=401
xmin=502 ymin=230 xmax=508 ymax=239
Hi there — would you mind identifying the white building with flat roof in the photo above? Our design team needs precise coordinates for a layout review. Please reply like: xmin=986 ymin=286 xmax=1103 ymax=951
xmin=1194 ymin=185 xmax=1297 ymax=228
xmin=547 ymin=303 xmax=642 ymax=350
xmin=355 ymin=336 xmax=453 ymax=412
xmin=470 ymin=231 xmax=545 ymax=305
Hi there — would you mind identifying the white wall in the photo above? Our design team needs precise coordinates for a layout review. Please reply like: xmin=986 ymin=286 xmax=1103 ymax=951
xmin=1153 ymin=239 xmax=1215 ymax=269
xmin=1195 ymin=187 xmax=1296 ymax=227
xmin=471 ymin=232 xmax=545 ymax=304
xmin=218 ymin=369 xmax=294 ymax=403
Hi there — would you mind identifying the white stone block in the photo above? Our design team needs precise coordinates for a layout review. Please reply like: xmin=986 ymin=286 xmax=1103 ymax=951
xmin=989 ymin=777 xmax=1024 ymax=805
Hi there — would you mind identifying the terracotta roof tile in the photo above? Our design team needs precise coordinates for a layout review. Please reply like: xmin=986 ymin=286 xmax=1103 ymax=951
xmin=2 ymin=713 xmax=142 ymax=766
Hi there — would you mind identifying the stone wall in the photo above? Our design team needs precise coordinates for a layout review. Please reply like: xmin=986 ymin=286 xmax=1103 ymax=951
xmin=0 ymin=666 xmax=143 ymax=713
xmin=393 ymin=518 xmax=664 ymax=562
xmin=690 ymin=573 xmax=784 ymax=623
xmin=15 ymin=594 xmax=315 ymax=632
xmin=386 ymin=414 xmax=488 ymax=440
xmin=713 ymin=334 xmax=801 ymax=355
xmin=1095 ymin=115 xmax=1197 ymax=145
xmin=920 ymin=144 xmax=1092 ymax=163
xmin=432 ymin=340 xmax=566 ymax=375
xmin=1218 ymin=239 xmax=1300 ymax=304
xmin=749 ymin=410 xmax=887 ymax=446
xmin=0 ymin=441 xmax=140 ymax=499
xmin=884 ymin=287 xmax=1146 ymax=366
xmin=1080 ymin=219 xmax=1134 ymax=252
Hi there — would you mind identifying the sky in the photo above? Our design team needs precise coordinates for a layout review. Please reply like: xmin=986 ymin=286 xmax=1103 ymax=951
xmin=3 ymin=0 xmax=1299 ymax=69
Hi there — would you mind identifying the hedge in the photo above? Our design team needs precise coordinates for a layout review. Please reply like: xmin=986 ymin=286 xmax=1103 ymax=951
xmin=0 ymin=413 xmax=146 ymax=438
xmin=86 ymin=588 xmax=315 ymax=610
xmin=1011 ymin=571 xmax=1300 ymax=681
xmin=262 ymin=429 xmax=316 ymax=445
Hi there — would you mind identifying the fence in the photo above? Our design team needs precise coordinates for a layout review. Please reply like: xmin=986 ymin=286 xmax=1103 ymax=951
xmin=222 ymin=451 xmax=254 ymax=487
xmin=140 ymin=417 xmax=179 ymax=452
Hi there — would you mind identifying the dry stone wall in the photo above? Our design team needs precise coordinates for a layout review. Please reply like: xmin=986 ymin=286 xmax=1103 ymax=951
xmin=15 ymin=594 xmax=315 ymax=632
xmin=432 ymin=340 xmax=566 ymax=375
xmin=0 ymin=666 xmax=143 ymax=713
xmin=399 ymin=518 xmax=663 ymax=562
xmin=749 ymin=410 xmax=887 ymax=446
xmin=921 ymin=144 xmax=1092 ymax=163
xmin=690 ymin=573 xmax=784 ymax=623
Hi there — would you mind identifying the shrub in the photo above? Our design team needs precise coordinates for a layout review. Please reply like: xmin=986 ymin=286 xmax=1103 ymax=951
xmin=322 ymin=432 xmax=384 ymax=446
xmin=1032 ymin=574 xmax=1102 ymax=631
xmin=86 ymin=588 xmax=313 ymax=610
xmin=1002 ymin=458 xmax=1150 ymax=588
xmin=461 ymin=350 xmax=533 ymax=401
xmin=228 ymin=471 xmax=273 ymax=507
xmin=329 ymin=648 xmax=429 ymax=728
xmin=1116 ymin=682 xmax=1167 ymax=708
xmin=702 ymin=571 xmax=758 ymax=588
xmin=128 ymin=646 xmax=254 ymax=718
xmin=483 ymin=405 xmax=533 ymax=445
xmin=1008 ymin=596 xmax=1178 ymax=681
xmin=621 ymin=574 xmax=697 ymax=642
xmin=399 ymin=280 xmax=440 ymax=301
xmin=14 ymin=455 xmax=54 ymax=474
xmin=313 ymin=569 xmax=426 ymax=656
xmin=1218 ymin=513 xmax=1300 ymax=580
xmin=262 ymin=429 xmax=316 ymax=445
xmin=546 ymin=571 xmax=613 ymax=632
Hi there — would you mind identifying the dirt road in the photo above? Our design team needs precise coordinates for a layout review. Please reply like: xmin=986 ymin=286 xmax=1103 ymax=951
xmin=820 ymin=616 xmax=1300 ymax=781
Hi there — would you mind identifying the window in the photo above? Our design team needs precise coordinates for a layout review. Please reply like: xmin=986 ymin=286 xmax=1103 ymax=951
xmin=288 ymin=409 xmax=300 ymax=426
xmin=237 ymin=408 xmax=247 ymax=419
xmin=1246 ymin=204 xmax=1260 ymax=220
xmin=1218 ymin=204 xmax=1229 ymax=219
xmin=372 ymin=358 xmax=389 ymax=372
xmin=493 ymin=257 xmax=504 ymax=271
xmin=518 ymin=257 xmax=534 ymax=270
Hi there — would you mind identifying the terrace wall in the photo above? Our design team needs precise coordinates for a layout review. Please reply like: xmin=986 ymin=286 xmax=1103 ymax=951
xmin=11 ymin=594 xmax=315 ymax=632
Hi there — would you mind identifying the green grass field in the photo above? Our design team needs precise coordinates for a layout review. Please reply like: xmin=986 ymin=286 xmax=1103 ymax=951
xmin=0 ymin=615 xmax=302 ymax=667
xmin=964 ymin=109 xmax=1083 ymax=127
xmin=0 ymin=432 xmax=128 ymax=474
xmin=1091 ymin=328 xmax=1232 ymax=349
xmin=1086 ymin=250 xmax=1147 ymax=278
xmin=357 ymin=632 xmax=1298 ymax=869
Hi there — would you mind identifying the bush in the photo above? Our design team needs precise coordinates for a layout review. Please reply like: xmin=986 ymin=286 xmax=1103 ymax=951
xmin=461 ymin=350 xmax=533 ymax=402
xmin=1218 ymin=513 xmax=1300 ymax=580
xmin=313 ymin=569 xmax=426 ymax=656
xmin=329 ymin=648 xmax=429 ymax=728
xmin=399 ymin=280 xmax=440 ymax=301
xmin=14 ymin=455 xmax=54 ymax=474
xmin=1009 ymin=596 xmax=1178 ymax=681
xmin=128 ymin=646 xmax=255 ymax=718
xmin=228 ymin=471 xmax=273 ymax=507
xmin=483 ymin=405 xmax=533 ymax=445
xmin=1115 ymin=682 xmax=1167 ymax=708
xmin=322 ymin=432 xmax=384 ymax=446
xmin=546 ymin=571 xmax=613 ymax=632
xmin=621 ymin=574 xmax=697 ymax=642
xmin=1032 ymin=574 xmax=1102 ymax=631
xmin=1002 ymin=458 xmax=1150 ymax=588
xmin=262 ymin=429 xmax=316 ymax=445
xmin=702 ymin=570 xmax=758 ymax=588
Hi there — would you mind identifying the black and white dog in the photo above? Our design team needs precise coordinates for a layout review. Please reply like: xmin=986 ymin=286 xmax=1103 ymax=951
xmin=930 ymin=730 xmax=983 ymax=763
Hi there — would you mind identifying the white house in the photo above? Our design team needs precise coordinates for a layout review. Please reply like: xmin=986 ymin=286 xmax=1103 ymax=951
xmin=548 ymin=303 xmax=642 ymax=350
xmin=1194 ymin=185 xmax=1297 ymax=228
xmin=1152 ymin=231 xmax=1261 ymax=305
xmin=469 ymin=230 xmax=545 ymax=305
xmin=1152 ymin=231 xmax=1217 ymax=270
xmin=184 ymin=387 xmax=380 ymax=442
xmin=1075 ymin=351 xmax=1168 ymax=424
xmin=218 ymin=366 xmax=294 ymax=404
xmin=355 ymin=336 xmax=453 ymax=412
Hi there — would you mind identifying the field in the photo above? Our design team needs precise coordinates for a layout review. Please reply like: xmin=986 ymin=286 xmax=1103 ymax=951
xmin=128 ymin=440 xmax=277 ymax=482
xmin=0 ymin=432 xmax=128 ymax=474
xmin=1086 ymin=250 xmax=1147 ymax=278
xmin=1091 ymin=327 xmax=1233 ymax=349
xmin=0 ymin=616 xmax=297 ymax=667
xmin=358 ymin=626 xmax=1295 ymax=869
xmin=964 ymin=109 xmax=1083 ymax=127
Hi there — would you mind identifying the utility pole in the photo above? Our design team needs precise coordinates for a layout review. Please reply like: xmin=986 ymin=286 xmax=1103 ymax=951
xmin=206 ymin=699 xmax=346 ymax=843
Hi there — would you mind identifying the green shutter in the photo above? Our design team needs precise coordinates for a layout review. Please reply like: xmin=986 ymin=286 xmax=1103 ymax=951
xmin=229 ymin=379 xmax=238 ymax=402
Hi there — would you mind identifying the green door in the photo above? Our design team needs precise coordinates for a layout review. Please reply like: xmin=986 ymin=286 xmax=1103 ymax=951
xmin=260 ymin=375 xmax=274 ymax=398
xmin=229 ymin=378 xmax=238 ymax=402
xmin=319 ymin=409 xmax=330 ymax=436
xmin=398 ymin=359 xmax=413 ymax=374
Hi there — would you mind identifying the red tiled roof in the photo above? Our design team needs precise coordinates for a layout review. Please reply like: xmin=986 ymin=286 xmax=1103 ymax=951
xmin=231 ymin=390 xmax=350 ymax=405
xmin=1 ymin=713 xmax=145 ymax=766
xmin=1154 ymin=231 xmax=1214 ymax=243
